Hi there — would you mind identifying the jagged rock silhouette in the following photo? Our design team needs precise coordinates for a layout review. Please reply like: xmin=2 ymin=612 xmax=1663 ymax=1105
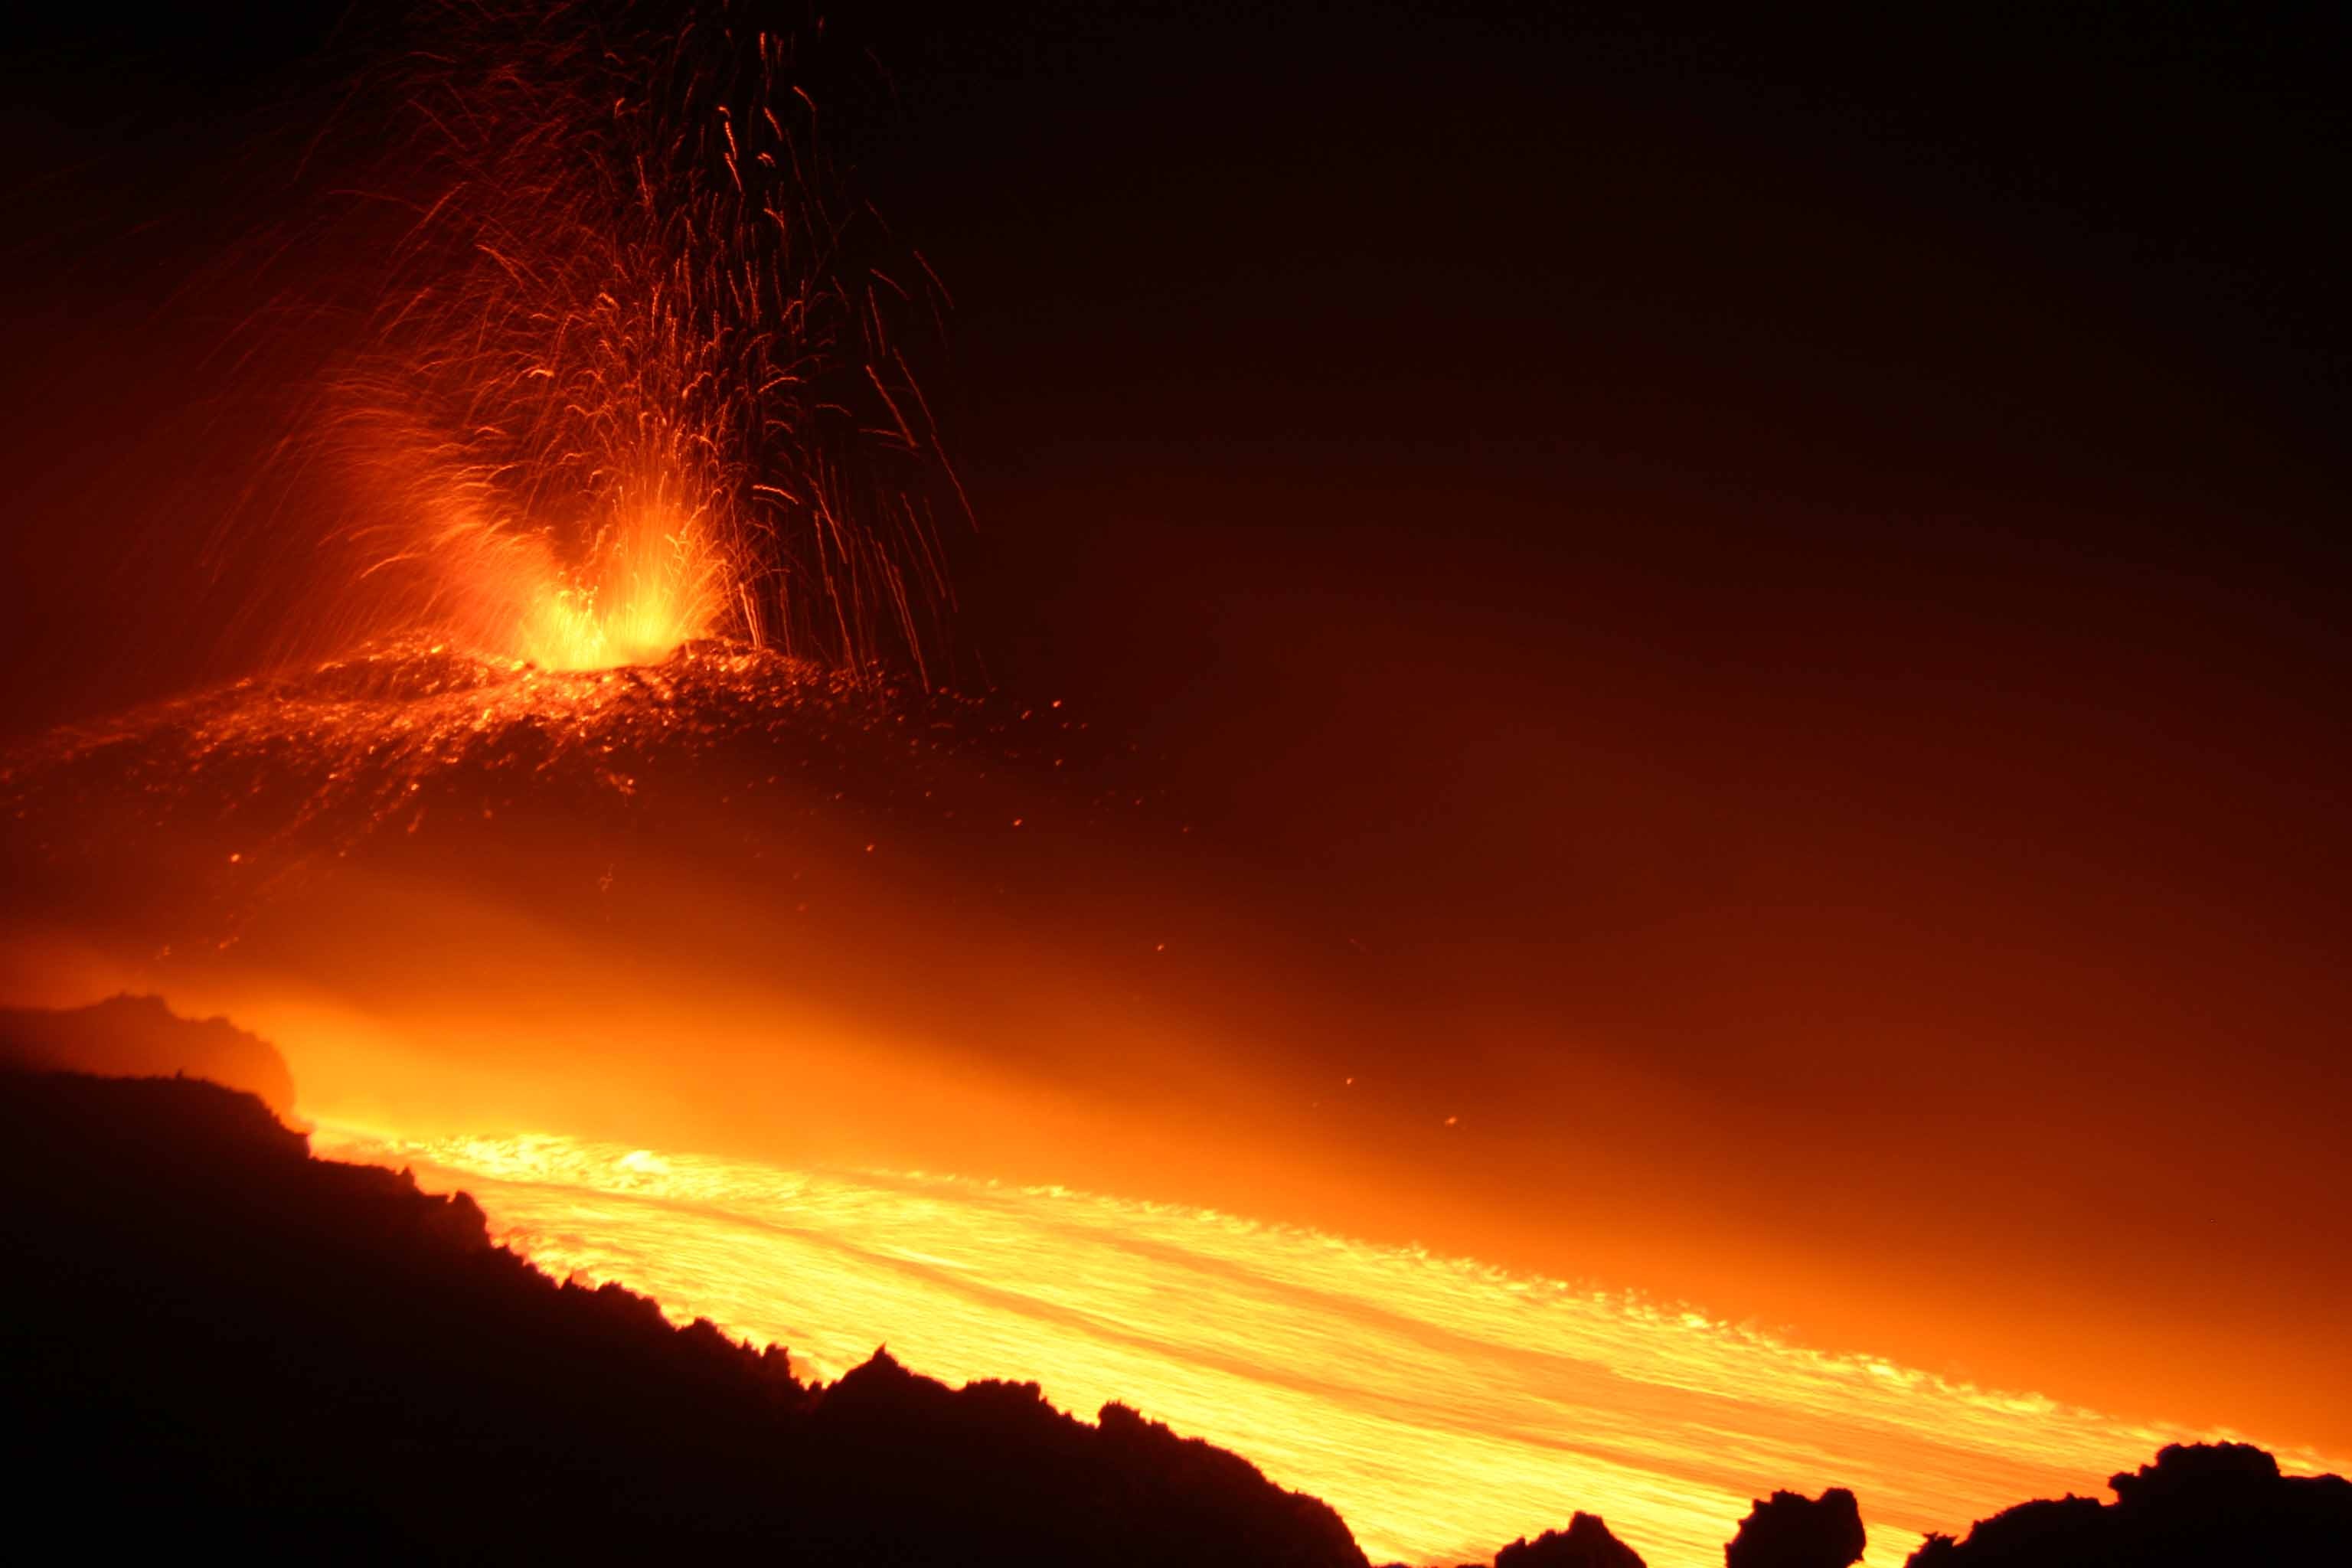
xmin=1908 ymin=1441 xmax=2352 ymax=1565
xmin=1492 ymin=1510 xmax=1648 ymax=1566
xmin=0 ymin=1068 xmax=1365 ymax=1566
xmin=1725 ymin=1487 xmax=1865 ymax=1568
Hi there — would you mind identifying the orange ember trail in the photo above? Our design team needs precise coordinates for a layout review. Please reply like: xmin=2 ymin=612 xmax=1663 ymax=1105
xmin=311 ymin=1123 xmax=2348 ymax=1568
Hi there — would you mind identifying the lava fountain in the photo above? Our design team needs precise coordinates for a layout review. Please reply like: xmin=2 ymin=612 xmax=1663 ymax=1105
xmin=248 ymin=1 xmax=959 ymax=680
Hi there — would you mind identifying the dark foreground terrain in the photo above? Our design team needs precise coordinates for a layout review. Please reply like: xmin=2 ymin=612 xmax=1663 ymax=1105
xmin=2 ymin=1021 xmax=2345 ymax=1566
xmin=0 ymin=1070 xmax=1362 ymax=1566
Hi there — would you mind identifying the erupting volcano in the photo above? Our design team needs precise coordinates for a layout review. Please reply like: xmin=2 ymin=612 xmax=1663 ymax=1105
xmin=241 ymin=2 xmax=959 ymax=683
xmin=5 ymin=0 xmax=989 ymax=943
xmin=7 ymin=3 xmax=2350 ymax=1566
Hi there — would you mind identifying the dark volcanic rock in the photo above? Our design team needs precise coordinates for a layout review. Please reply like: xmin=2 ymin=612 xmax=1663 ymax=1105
xmin=1494 ymin=1510 xmax=1648 ymax=1566
xmin=1908 ymin=1441 xmax=2352 ymax=1566
xmin=805 ymin=1349 xmax=1364 ymax=1566
xmin=0 ymin=1069 xmax=1366 ymax=1566
xmin=1726 ymin=1487 xmax=1866 ymax=1568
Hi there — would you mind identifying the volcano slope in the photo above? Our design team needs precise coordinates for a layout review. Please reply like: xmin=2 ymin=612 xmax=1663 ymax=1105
xmin=0 ymin=1069 xmax=1364 ymax=1566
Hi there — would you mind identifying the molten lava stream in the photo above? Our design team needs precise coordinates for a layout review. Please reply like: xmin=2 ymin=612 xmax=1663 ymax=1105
xmin=306 ymin=1125 xmax=2349 ymax=1567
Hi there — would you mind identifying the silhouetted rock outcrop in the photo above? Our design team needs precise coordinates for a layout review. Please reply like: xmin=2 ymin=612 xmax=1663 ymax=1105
xmin=1726 ymin=1487 xmax=1865 ymax=1568
xmin=1907 ymin=1441 xmax=2352 ymax=1566
xmin=0 ymin=1070 xmax=1365 ymax=1566
xmin=1493 ymin=1510 xmax=1648 ymax=1566
xmin=0 ymin=994 xmax=296 ymax=1110
xmin=802 ymin=1348 xmax=1364 ymax=1565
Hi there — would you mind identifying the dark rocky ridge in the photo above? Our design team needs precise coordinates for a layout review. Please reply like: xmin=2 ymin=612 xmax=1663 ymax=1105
xmin=1489 ymin=1511 xmax=1649 ymax=1566
xmin=0 ymin=1068 xmax=1364 ymax=1566
xmin=1726 ymin=1488 xmax=1865 ymax=1568
xmin=1910 ymin=1441 xmax=2352 ymax=1566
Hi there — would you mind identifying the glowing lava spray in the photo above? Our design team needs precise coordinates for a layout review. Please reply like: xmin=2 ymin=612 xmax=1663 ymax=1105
xmin=281 ymin=2 xmax=959 ymax=677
